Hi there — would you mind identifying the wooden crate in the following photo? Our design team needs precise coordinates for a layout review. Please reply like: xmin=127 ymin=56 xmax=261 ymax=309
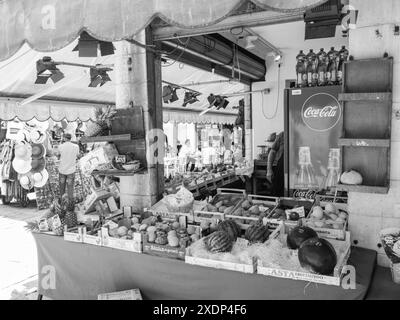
xmin=101 ymin=227 xmax=142 ymax=253
xmin=82 ymin=227 xmax=103 ymax=246
xmin=257 ymin=231 xmax=351 ymax=286
xmin=63 ymin=226 xmax=84 ymax=243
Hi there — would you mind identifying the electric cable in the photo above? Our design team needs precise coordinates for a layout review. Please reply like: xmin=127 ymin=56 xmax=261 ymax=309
xmin=261 ymin=63 xmax=281 ymax=120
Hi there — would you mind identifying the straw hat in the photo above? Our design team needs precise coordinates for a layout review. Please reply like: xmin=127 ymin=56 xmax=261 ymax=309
xmin=14 ymin=143 xmax=32 ymax=161
xmin=31 ymin=143 xmax=46 ymax=159
xmin=19 ymin=173 xmax=34 ymax=190
xmin=30 ymin=129 xmax=46 ymax=144
xmin=12 ymin=158 xmax=32 ymax=174
xmin=15 ymin=129 xmax=31 ymax=143
xmin=31 ymin=157 xmax=46 ymax=173
xmin=32 ymin=170 xmax=49 ymax=188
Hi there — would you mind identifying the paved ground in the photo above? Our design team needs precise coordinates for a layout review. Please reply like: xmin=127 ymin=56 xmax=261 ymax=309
xmin=0 ymin=201 xmax=42 ymax=300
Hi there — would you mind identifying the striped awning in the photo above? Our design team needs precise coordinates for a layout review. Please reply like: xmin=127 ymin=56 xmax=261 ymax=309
xmin=0 ymin=0 xmax=328 ymax=61
xmin=163 ymin=107 xmax=238 ymax=125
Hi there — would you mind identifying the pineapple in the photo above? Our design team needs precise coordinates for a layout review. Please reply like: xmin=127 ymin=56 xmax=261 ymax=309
xmin=65 ymin=211 xmax=78 ymax=229
xmin=85 ymin=106 xmax=116 ymax=137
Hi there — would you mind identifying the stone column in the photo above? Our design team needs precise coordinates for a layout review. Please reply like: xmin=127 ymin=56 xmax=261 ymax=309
xmin=115 ymin=29 xmax=164 ymax=211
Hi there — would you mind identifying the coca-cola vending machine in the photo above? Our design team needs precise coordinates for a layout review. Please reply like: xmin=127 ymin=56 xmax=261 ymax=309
xmin=284 ymin=85 xmax=343 ymax=198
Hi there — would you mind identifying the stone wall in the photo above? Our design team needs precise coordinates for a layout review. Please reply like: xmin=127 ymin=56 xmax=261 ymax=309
xmin=348 ymin=0 xmax=400 ymax=267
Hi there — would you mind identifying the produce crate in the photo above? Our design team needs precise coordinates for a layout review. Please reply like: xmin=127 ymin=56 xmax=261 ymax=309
xmin=148 ymin=199 xmax=197 ymax=223
xmin=82 ymin=227 xmax=103 ymax=246
xmin=301 ymin=195 xmax=349 ymax=241
xmin=101 ymin=227 xmax=142 ymax=253
xmin=230 ymin=195 xmax=279 ymax=221
xmin=200 ymin=188 xmax=246 ymax=214
xmin=256 ymin=230 xmax=351 ymax=286
xmin=142 ymin=225 xmax=202 ymax=260
xmin=185 ymin=253 xmax=257 ymax=274
xmin=98 ymin=289 xmax=142 ymax=300
xmin=267 ymin=197 xmax=315 ymax=232
xmin=63 ymin=226 xmax=84 ymax=243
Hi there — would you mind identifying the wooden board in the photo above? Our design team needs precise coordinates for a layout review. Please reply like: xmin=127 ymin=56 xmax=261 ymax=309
xmin=339 ymin=92 xmax=392 ymax=101
xmin=338 ymin=139 xmax=390 ymax=148
xmin=81 ymin=134 xmax=133 ymax=144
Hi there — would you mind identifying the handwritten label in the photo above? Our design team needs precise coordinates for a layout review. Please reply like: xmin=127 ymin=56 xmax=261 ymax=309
xmin=286 ymin=207 xmax=306 ymax=219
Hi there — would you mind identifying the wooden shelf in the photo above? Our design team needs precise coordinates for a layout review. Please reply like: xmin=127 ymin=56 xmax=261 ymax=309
xmin=81 ymin=134 xmax=143 ymax=144
xmin=336 ymin=184 xmax=389 ymax=194
xmin=338 ymin=138 xmax=390 ymax=148
xmin=339 ymin=92 xmax=392 ymax=102
xmin=91 ymin=167 xmax=145 ymax=176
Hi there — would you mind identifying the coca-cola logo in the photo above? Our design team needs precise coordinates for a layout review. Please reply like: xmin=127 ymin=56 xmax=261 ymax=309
xmin=293 ymin=189 xmax=317 ymax=200
xmin=301 ymin=93 xmax=341 ymax=132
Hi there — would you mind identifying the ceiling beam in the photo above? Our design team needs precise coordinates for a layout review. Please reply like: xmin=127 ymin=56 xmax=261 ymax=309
xmin=153 ymin=10 xmax=304 ymax=41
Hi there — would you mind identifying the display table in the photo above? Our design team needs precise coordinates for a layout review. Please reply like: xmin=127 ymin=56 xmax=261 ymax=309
xmin=33 ymin=233 xmax=377 ymax=300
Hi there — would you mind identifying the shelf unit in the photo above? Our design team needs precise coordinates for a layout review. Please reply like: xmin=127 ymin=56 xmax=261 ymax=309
xmin=336 ymin=57 xmax=393 ymax=194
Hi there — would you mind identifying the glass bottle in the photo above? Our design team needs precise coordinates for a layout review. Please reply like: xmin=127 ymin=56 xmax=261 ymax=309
xmin=324 ymin=148 xmax=341 ymax=192
xmin=295 ymin=147 xmax=318 ymax=189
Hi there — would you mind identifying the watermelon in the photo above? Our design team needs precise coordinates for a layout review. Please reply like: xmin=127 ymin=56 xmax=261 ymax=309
xmin=204 ymin=231 xmax=234 ymax=253
xmin=245 ymin=221 xmax=270 ymax=244
xmin=217 ymin=220 xmax=241 ymax=241
xmin=287 ymin=226 xmax=318 ymax=250
xmin=298 ymin=238 xmax=337 ymax=275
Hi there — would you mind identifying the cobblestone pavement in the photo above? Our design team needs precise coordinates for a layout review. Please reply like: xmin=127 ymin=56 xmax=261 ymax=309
xmin=0 ymin=201 xmax=42 ymax=299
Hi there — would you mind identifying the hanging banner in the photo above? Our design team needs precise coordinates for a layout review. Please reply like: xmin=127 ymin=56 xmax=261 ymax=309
xmin=0 ymin=0 xmax=328 ymax=62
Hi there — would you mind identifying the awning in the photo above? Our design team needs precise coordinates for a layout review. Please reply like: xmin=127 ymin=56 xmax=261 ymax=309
xmin=0 ymin=0 xmax=328 ymax=62
xmin=0 ymin=98 xmax=98 ymax=122
xmin=163 ymin=107 xmax=238 ymax=125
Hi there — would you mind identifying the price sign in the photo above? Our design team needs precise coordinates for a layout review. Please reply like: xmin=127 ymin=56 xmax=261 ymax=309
xmin=115 ymin=155 xmax=126 ymax=164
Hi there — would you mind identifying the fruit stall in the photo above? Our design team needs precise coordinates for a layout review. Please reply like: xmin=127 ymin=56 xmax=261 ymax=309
xmin=3 ymin=0 xmax=399 ymax=301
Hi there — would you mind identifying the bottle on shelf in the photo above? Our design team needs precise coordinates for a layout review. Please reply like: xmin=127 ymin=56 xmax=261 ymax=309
xmin=306 ymin=49 xmax=318 ymax=87
xmin=295 ymin=50 xmax=307 ymax=88
xmin=326 ymin=47 xmax=339 ymax=85
xmin=337 ymin=46 xmax=349 ymax=85
xmin=317 ymin=48 xmax=328 ymax=86
xmin=295 ymin=146 xmax=319 ymax=190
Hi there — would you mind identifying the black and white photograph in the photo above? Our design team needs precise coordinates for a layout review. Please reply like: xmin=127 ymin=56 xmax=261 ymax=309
xmin=0 ymin=0 xmax=399 ymax=306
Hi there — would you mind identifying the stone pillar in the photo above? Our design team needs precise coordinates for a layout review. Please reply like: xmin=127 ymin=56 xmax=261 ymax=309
xmin=244 ymin=86 xmax=253 ymax=162
xmin=348 ymin=0 xmax=400 ymax=267
xmin=115 ymin=29 xmax=164 ymax=212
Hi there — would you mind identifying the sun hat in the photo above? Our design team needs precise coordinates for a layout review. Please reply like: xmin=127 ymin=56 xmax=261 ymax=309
xmin=31 ymin=157 xmax=46 ymax=173
xmin=12 ymin=158 xmax=32 ymax=174
xmin=14 ymin=143 xmax=32 ymax=160
xmin=19 ymin=173 xmax=34 ymax=190
xmin=30 ymin=129 xmax=46 ymax=144
xmin=32 ymin=169 xmax=49 ymax=188
xmin=31 ymin=143 xmax=46 ymax=159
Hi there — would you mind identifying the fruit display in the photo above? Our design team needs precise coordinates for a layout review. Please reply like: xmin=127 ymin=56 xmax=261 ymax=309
xmin=217 ymin=220 xmax=241 ymax=241
xmin=231 ymin=196 xmax=277 ymax=220
xmin=268 ymin=198 xmax=314 ymax=223
xmin=304 ymin=203 xmax=348 ymax=231
xmin=162 ymin=186 xmax=194 ymax=213
xmin=298 ymin=237 xmax=337 ymax=275
xmin=286 ymin=226 xmax=318 ymax=250
xmin=200 ymin=191 xmax=245 ymax=216
xmin=244 ymin=221 xmax=270 ymax=244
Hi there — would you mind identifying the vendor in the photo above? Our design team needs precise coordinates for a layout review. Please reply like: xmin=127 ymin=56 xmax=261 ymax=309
xmin=266 ymin=132 xmax=284 ymax=196
xmin=179 ymin=139 xmax=196 ymax=172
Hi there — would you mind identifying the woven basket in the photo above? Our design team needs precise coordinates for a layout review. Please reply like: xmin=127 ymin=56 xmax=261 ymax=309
xmin=163 ymin=199 xmax=194 ymax=214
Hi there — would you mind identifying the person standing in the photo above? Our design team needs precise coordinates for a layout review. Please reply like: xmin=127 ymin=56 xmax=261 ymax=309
xmin=55 ymin=133 xmax=80 ymax=203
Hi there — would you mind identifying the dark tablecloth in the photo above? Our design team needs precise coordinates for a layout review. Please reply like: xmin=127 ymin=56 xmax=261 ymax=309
xmin=33 ymin=233 xmax=376 ymax=300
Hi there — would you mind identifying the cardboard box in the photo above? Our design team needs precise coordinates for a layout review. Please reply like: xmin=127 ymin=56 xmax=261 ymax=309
xmin=83 ymin=189 xmax=112 ymax=214
xmin=79 ymin=144 xmax=119 ymax=176
xmin=98 ymin=289 xmax=142 ymax=300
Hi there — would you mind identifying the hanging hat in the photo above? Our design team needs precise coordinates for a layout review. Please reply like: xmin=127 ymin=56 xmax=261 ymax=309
xmin=14 ymin=143 xmax=32 ymax=160
xmin=31 ymin=143 xmax=46 ymax=159
xmin=32 ymin=170 xmax=49 ymax=188
xmin=12 ymin=158 xmax=32 ymax=174
xmin=31 ymin=158 xmax=46 ymax=173
xmin=15 ymin=129 xmax=31 ymax=143
xmin=19 ymin=173 xmax=34 ymax=190
xmin=30 ymin=129 xmax=46 ymax=144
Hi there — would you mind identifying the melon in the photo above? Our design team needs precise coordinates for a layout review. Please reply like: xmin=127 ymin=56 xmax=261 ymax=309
xmin=298 ymin=238 xmax=337 ymax=275
xmin=148 ymin=232 xmax=156 ymax=243
xmin=200 ymin=220 xmax=211 ymax=229
xmin=118 ymin=218 xmax=132 ymax=229
xmin=311 ymin=206 xmax=324 ymax=220
xmin=224 ymin=206 xmax=234 ymax=215
xmin=249 ymin=205 xmax=260 ymax=215
xmin=187 ymin=225 xmax=197 ymax=235
xmin=287 ymin=226 xmax=318 ymax=250
xmin=139 ymin=224 xmax=148 ymax=231
xmin=117 ymin=226 xmax=128 ymax=237
xmin=190 ymin=234 xmax=200 ymax=242
xmin=325 ymin=203 xmax=337 ymax=215
xmin=245 ymin=222 xmax=270 ymax=244
xmin=168 ymin=236 xmax=179 ymax=247
xmin=217 ymin=220 xmax=241 ymax=241
xmin=131 ymin=217 xmax=140 ymax=224
xmin=204 ymin=231 xmax=234 ymax=253
xmin=219 ymin=206 xmax=227 ymax=213
xmin=241 ymin=200 xmax=252 ymax=210
xmin=172 ymin=222 xmax=180 ymax=230
xmin=215 ymin=201 xmax=224 ymax=209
